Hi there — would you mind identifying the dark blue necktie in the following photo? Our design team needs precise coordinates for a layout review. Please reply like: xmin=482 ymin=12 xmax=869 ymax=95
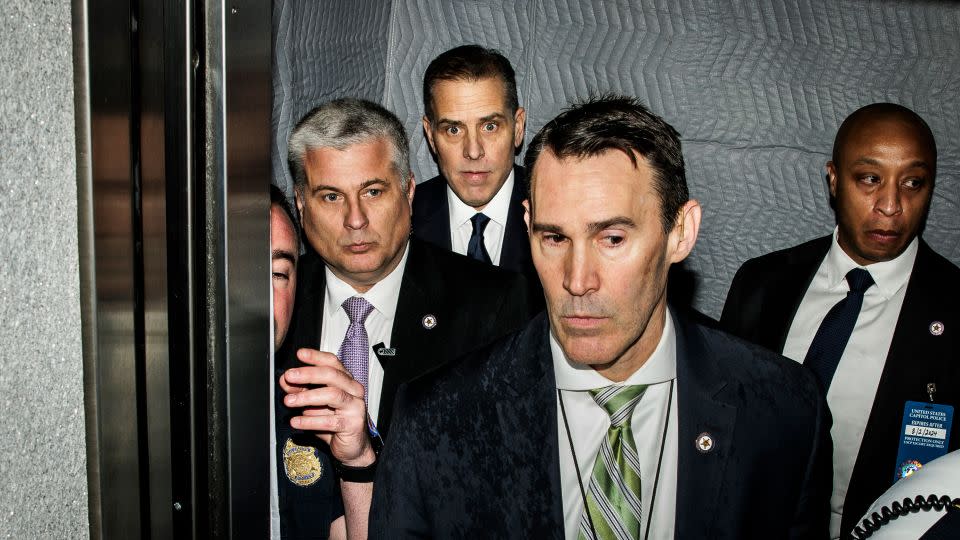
xmin=467 ymin=213 xmax=492 ymax=264
xmin=804 ymin=268 xmax=875 ymax=389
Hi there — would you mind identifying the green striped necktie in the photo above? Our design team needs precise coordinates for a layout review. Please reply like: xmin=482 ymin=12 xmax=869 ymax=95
xmin=579 ymin=385 xmax=648 ymax=540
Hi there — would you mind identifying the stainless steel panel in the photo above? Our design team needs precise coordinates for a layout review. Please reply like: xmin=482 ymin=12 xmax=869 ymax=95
xmin=72 ymin=0 xmax=101 ymax=537
xmin=221 ymin=0 xmax=272 ymax=536
xmin=81 ymin=0 xmax=146 ymax=535
xmin=79 ymin=0 xmax=271 ymax=537
xmin=139 ymin=0 xmax=175 ymax=536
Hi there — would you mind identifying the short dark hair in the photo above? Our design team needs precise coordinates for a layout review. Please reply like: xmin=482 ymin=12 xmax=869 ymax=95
xmin=524 ymin=94 xmax=688 ymax=232
xmin=288 ymin=98 xmax=412 ymax=191
xmin=270 ymin=183 xmax=300 ymax=251
xmin=422 ymin=45 xmax=519 ymax=121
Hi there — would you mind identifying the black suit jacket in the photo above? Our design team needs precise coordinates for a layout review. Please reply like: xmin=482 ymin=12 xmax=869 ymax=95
xmin=371 ymin=311 xmax=832 ymax=539
xmin=412 ymin=165 xmax=542 ymax=305
xmin=275 ymin=238 xmax=534 ymax=539
xmin=720 ymin=235 xmax=960 ymax=537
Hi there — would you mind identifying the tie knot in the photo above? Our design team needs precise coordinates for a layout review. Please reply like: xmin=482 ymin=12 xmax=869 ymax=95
xmin=342 ymin=296 xmax=374 ymax=324
xmin=845 ymin=268 xmax=875 ymax=294
xmin=470 ymin=212 xmax=490 ymax=234
xmin=590 ymin=385 xmax=648 ymax=426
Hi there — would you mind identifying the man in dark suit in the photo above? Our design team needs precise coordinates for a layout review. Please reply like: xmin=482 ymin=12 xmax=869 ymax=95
xmin=721 ymin=103 xmax=959 ymax=538
xmin=412 ymin=45 xmax=539 ymax=294
xmin=372 ymin=96 xmax=832 ymax=539
xmin=274 ymin=98 xmax=532 ymax=539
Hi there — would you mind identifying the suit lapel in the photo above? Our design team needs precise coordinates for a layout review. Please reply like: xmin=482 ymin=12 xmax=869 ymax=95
xmin=495 ymin=315 xmax=565 ymax=536
xmin=280 ymin=248 xmax=327 ymax=370
xmin=377 ymin=241 xmax=447 ymax=436
xmin=762 ymin=237 xmax=831 ymax=352
xmin=674 ymin=313 xmax=738 ymax=538
xmin=416 ymin=179 xmax=452 ymax=250
xmin=499 ymin=165 xmax=532 ymax=274
xmin=840 ymin=240 xmax=954 ymax=535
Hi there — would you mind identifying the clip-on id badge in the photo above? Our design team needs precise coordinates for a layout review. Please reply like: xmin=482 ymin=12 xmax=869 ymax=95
xmin=893 ymin=400 xmax=954 ymax=482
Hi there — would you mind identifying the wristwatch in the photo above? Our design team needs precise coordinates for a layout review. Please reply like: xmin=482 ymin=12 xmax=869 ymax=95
xmin=332 ymin=456 xmax=377 ymax=483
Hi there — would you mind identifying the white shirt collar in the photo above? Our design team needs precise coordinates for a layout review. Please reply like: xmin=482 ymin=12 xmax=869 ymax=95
xmin=323 ymin=241 xmax=409 ymax=322
xmin=824 ymin=226 xmax=918 ymax=300
xmin=552 ymin=308 xmax=677 ymax=391
xmin=446 ymin=168 xmax=515 ymax=228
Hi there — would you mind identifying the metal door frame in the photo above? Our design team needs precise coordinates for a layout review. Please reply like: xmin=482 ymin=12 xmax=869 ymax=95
xmin=74 ymin=0 xmax=271 ymax=537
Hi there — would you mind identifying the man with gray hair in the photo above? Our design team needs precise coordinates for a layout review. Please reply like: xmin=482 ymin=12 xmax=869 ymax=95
xmin=274 ymin=98 xmax=534 ymax=539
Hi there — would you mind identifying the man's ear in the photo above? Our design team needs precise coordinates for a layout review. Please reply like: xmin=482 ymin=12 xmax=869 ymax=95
xmin=422 ymin=116 xmax=437 ymax=154
xmin=295 ymin=186 xmax=304 ymax=215
xmin=513 ymin=107 xmax=526 ymax=149
xmin=668 ymin=199 xmax=701 ymax=264
xmin=826 ymin=161 xmax=838 ymax=199
xmin=522 ymin=199 xmax=531 ymax=233
xmin=406 ymin=174 xmax=416 ymax=209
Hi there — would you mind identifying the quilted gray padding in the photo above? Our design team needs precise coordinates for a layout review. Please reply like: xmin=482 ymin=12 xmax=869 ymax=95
xmin=273 ymin=0 xmax=960 ymax=318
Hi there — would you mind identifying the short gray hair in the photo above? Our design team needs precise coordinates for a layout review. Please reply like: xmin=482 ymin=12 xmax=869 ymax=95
xmin=288 ymin=98 xmax=412 ymax=191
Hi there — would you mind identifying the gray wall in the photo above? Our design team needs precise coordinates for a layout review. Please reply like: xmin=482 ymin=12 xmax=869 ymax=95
xmin=0 ymin=0 xmax=88 ymax=538
xmin=273 ymin=0 xmax=960 ymax=318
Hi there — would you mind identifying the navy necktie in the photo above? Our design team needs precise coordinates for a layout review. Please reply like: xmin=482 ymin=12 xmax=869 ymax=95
xmin=804 ymin=268 xmax=875 ymax=389
xmin=467 ymin=213 xmax=492 ymax=264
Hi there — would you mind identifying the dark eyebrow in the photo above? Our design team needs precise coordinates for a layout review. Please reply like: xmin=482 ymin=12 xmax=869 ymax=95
xmin=310 ymin=184 xmax=341 ymax=195
xmin=436 ymin=118 xmax=464 ymax=127
xmin=905 ymin=160 xmax=933 ymax=172
xmin=587 ymin=217 xmax=636 ymax=235
xmin=360 ymin=179 xmax=389 ymax=189
xmin=850 ymin=157 xmax=881 ymax=168
xmin=531 ymin=217 xmax=636 ymax=236
xmin=311 ymin=178 xmax=388 ymax=195
xmin=531 ymin=222 xmax=564 ymax=234
xmin=272 ymin=249 xmax=296 ymax=265
xmin=479 ymin=113 xmax=508 ymax=123
xmin=852 ymin=157 xmax=932 ymax=172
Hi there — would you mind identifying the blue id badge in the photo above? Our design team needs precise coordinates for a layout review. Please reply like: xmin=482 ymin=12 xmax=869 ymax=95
xmin=893 ymin=401 xmax=954 ymax=482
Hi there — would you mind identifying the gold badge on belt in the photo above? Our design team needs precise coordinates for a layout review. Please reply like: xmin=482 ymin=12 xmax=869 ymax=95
xmin=283 ymin=438 xmax=323 ymax=487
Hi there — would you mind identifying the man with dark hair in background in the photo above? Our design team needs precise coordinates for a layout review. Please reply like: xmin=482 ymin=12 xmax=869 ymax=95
xmin=372 ymin=95 xmax=831 ymax=539
xmin=722 ymin=103 xmax=960 ymax=538
xmin=413 ymin=45 xmax=539 ymax=296
xmin=274 ymin=97 xmax=533 ymax=539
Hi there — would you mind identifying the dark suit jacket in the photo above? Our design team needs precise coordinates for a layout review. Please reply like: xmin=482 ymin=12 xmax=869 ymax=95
xmin=412 ymin=165 xmax=542 ymax=306
xmin=371 ymin=311 xmax=833 ymax=539
xmin=720 ymin=235 xmax=960 ymax=538
xmin=275 ymin=238 xmax=534 ymax=539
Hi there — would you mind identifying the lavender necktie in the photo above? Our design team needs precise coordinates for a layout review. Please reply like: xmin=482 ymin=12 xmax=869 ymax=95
xmin=337 ymin=296 xmax=375 ymax=403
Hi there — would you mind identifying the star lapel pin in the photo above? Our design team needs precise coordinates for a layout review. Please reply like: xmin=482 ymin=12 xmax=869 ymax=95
xmin=695 ymin=432 xmax=715 ymax=453
xmin=929 ymin=321 xmax=944 ymax=336
xmin=421 ymin=314 xmax=437 ymax=330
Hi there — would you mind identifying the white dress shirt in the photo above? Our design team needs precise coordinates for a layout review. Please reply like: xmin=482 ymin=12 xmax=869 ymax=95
xmin=447 ymin=169 xmax=514 ymax=266
xmin=782 ymin=228 xmax=917 ymax=539
xmin=554 ymin=310 xmax=678 ymax=540
xmin=319 ymin=243 xmax=408 ymax=425
xmin=269 ymin=243 xmax=409 ymax=539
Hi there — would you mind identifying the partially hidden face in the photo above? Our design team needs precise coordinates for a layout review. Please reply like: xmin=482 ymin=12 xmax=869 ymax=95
xmin=829 ymin=116 xmax=935 ymax=266
xmin=423 ymin=77 xmax=525 ymax=209
xmin=271 ymin=203 xmax=298 ymax=351
xmin=296 ymin=137 xmax=414 ymax=293
xmin=526 ymin=149 xmax=699 ymax=381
